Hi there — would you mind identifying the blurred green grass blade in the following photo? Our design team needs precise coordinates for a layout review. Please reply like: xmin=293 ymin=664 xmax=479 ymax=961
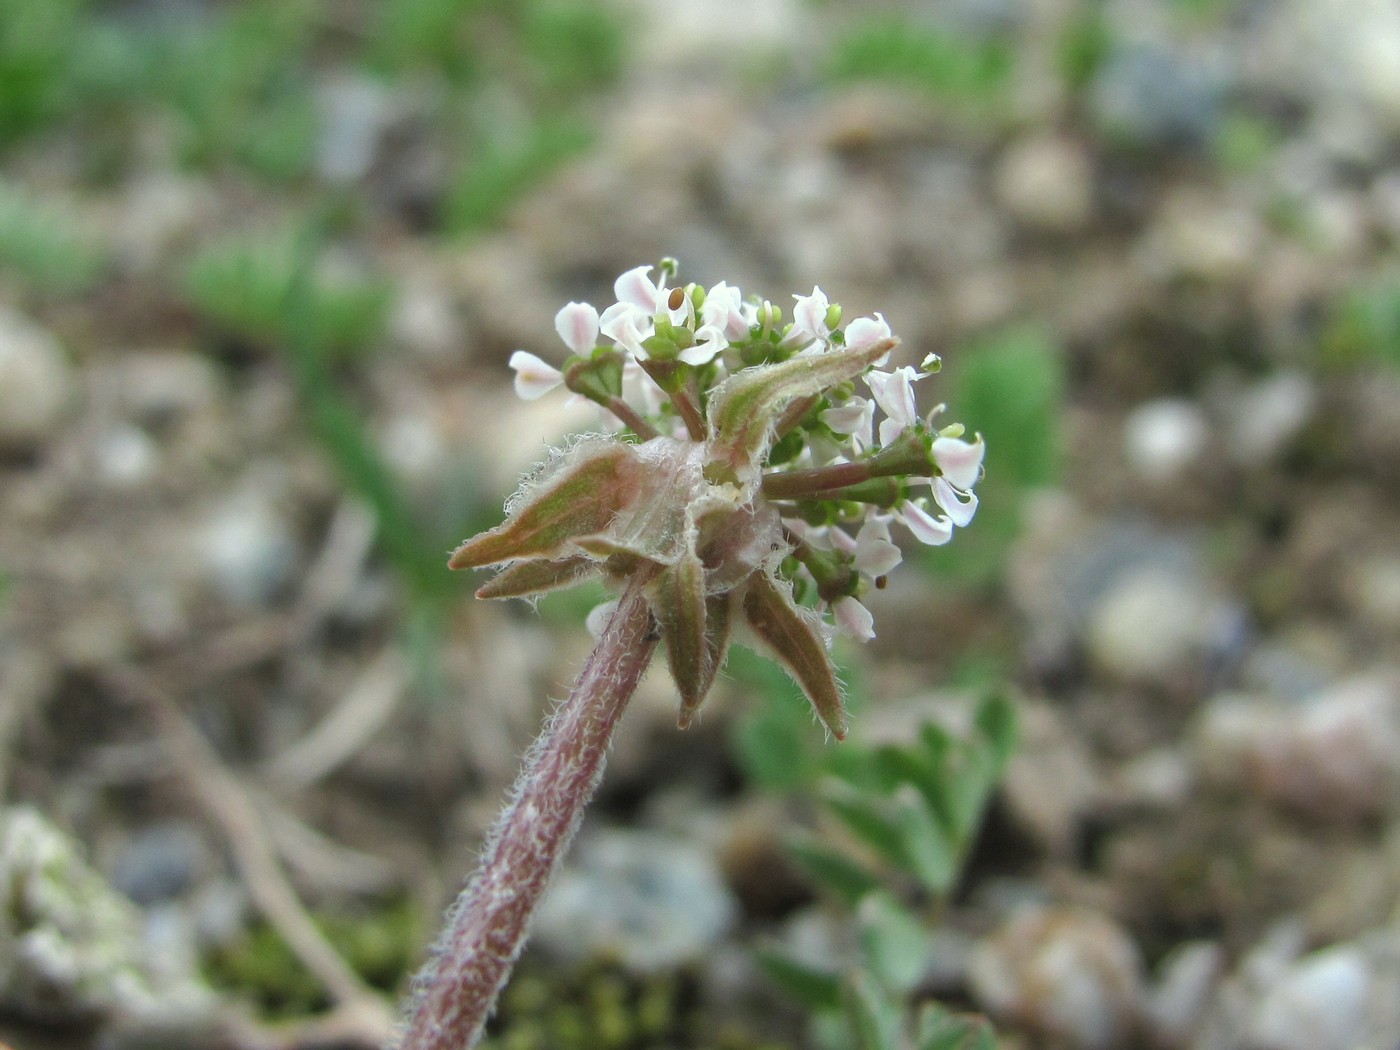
xmin=844 ymin=970 xmax=901 ymax=1050
xmin=277 ymin=231 xmax=448 ymax=603
xmin=856 ymin=891 xmax=931 ymax=996
xmin=829 ymin=19 xmax=1014 ymax=103
xmin=755 ymin=947 xmax=844 ymax=1012
xmin=974 ymin=692 xmax=1017 ymax=768
xmin=822 ymin=781 xmax=906 ymax=868
xmin=786 ymin=832 xmax=884 ymax=907
xmin=890 ymin=786 xmax=957 ymax=895
xmin=916 ymin=1004 xmax=997 ymax=1050
xmin=0 ymin=182 xmax=107 ymax=293
xmin=954 ymin=326 xmax=1063 ymax=489
xmin=447 ymin=116 xmax=592 ymax=234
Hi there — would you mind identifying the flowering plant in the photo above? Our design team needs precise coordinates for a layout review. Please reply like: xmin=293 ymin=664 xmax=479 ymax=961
xmin=399 ymin=260 xmax=983 ymax=1048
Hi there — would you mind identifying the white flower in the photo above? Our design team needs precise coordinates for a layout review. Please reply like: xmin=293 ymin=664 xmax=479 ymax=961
xmin=844 ymin=313 xmax=893 ymax=364
xmin=853 ymin=516 xmax=902 ymax=577
xmin=554 ymin=301 xmax=599 ymax=355
xmin=895 ymin=498 xmax=954 ymax=546
xmin=679 ymin=323 xmax=728 ymax=366
xmin=703 ymin=281 xmax=751 ymax=341
xmin=820 ymin=396 xmax=875 ymax=451
xmin=832 ymin=595 xmax=875 ymax=642
xmin=865 ymin=366 xmax=922 ymax=445
xmin=614 ymin=264 xmax=665 ymax=313
xmin=789 ymin=286 xmax=831 ymax=348
xmin=509 ymin=350 xmax=564 ymax=401
xmin=599 ymin=301 xmax=653 ymax=359
xmin=930 ymin=476 xmax=978 ymax=527
xmin=932 ymin=434 xmax=985 ymax=490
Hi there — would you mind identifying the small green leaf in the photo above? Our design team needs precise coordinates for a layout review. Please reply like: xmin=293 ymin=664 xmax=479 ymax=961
xmin=448 ymin=441 xmax=642 ymax=569
xmin=974 ymin=692 xmax=1018 ymax=768
xmin=890 ymin=786 xmax=958 ymax=895
xmin=844 ymin=971 xmax=902 ymax=1050
xmin=742 ymin=572 xmax=848 ymax=739
xmin=755 ymin=947 xmax=844 ymax=1011
xmin=474 ymin=555 xmax=601 ymax=599
xmin=707 ymin=338 xmax=897 ymax=487
xmin=786 ymin=833 xmax=883 ymax=907
xmin=821 ymin=782 xmax=904 ymax=864
xmin=857 ymin=891 xmax=932 ymax=996
xmin=916 ymin=1003 xmax=997 ymax=1050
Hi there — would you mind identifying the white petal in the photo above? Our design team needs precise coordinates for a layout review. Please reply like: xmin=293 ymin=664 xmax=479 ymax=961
xmin=614 ymin=264 xmax=661 ymax=312
xmin=832 ymin=595 xmax=875 ymax=642
xmin=932 ymin=434 xmax=985 ymax=490
xmin=932 ymin=477 xmax=978 ymax=527
xmin=704 ymin=281 xmax=751 ymax=340
xmin=854 ymin=517 xmax=903 ymax=576
xmin=554 ymin=301 xmax=599 ymax=355
xmin=679 ymin=325 xmax=727 ymax=365
xmin=821 ymin=398 xmax=872 ymax=434
xmin=791 ymin=285 xmax=830 ymax=343
xmin=827 ymin=526 xmax=858 ymax=555
xmin=844 ymin=314 xmax=892 ymax=358
xmin=899 ymin=500 xmax=954 ymax=546
xmin=878 ymin=417 xmax=907 ymax=446
xmin=865 ymin=367 xmax=919 ymax=429
xmin=600 ymin=301 xmax=651 ymax=358
xmin=509 ymin=350 xmax=564 ymax=400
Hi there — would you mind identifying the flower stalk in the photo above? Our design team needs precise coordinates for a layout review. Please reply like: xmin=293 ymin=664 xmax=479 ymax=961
xmin=400 ymin=260 xmax=987 ymax=1045
xmin=399 ymin=570 xmax=659 ymax=1049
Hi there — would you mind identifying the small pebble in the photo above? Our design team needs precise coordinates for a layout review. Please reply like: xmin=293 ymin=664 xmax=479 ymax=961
xmin=1123 ymin=399 xmax=1209 ymax=482
xmin=1246 ymin=946 xmax=1372 ymax=1050
xmin=969 ymin=904 xmax=1144 ymax=1050
xmin=1225 ymin=371 xmax=1316 ymax=467
xmin=994 ymin=134 xmax=1095 ymax=232
xmin=197 ymin=487 xmax=299 ymax=607
xmin=532 ymin=828 xmax=737 ymax=972
xmin=0 ymin=308 xmax=73 ymax=450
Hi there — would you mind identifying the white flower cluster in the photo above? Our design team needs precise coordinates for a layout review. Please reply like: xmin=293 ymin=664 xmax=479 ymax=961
xmin=505 ymin=263 xmax=985 ymax=643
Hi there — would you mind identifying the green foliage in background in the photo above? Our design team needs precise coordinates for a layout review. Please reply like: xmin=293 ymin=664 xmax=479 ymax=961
xmin=0 ymin=0 xmax=621 ymax=209
xmin=828 ymin=19 xmax=1013 ymax=106
xmin=447 ymin=115 xmax=594 ymax=233
xmin=0 ymin=181 xmax=108 ymax=292
xmin=0 ymin=0 xmax=91 ymax=144
xmin=202 ymin=897 xmax=420 ymax=1020
xmin=149 ymin=1 xmax=320 ymax=180
xmin=921 ymin=326 xmax=1064 ymax=585
xmin=1321 ymin=280 xmax=1400 ymax=371
xmin=183 ymin=230 xmax=390 ymax=361
xmin=754 ymin=694 xmax=1015 ymax=1050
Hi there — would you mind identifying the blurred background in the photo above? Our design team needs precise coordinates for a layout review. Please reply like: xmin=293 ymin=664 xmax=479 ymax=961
xmin=2 ymin=0 xmax=1400 ymax=1047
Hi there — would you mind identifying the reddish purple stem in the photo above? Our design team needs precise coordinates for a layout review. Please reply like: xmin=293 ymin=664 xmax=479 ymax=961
xmin=399 ymin=573 xmax=659 ymax=1049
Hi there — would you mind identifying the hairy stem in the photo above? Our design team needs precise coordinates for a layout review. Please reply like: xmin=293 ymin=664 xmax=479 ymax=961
xmin=399 ymin=572 xmax=659 ymax=1048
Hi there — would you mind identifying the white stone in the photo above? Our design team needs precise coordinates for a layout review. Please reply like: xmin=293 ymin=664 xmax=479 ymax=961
xmin=533 ymin=829 xmax=736 ymax=971
xmin=1144 ymin=940 xmax=1223 ymax=1046
xmin=1225 ymin=371 xmax=1316 ymax=467
xmin=94 ymin=425 xmax=158 ymax=487
xmin=0 ymin=307 xmax=73 ymax=448
xmin=1085 ymin=568 xmax=1232 ymax=681
xmin=1196 ymin=674 xmax=1400 ymax=822
xmin=197 ymin=488 xmax=298 ymax=607
xmin=969 ymin=905 xmax=1143 ymax=1050
xmin=994 ymin=134 xmax=1095 ymax=232
xmin=1123 ymin=398 xmax=1208 ymax=482
xmin=1246 ymin=946 xmax=1372 ymax=1050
